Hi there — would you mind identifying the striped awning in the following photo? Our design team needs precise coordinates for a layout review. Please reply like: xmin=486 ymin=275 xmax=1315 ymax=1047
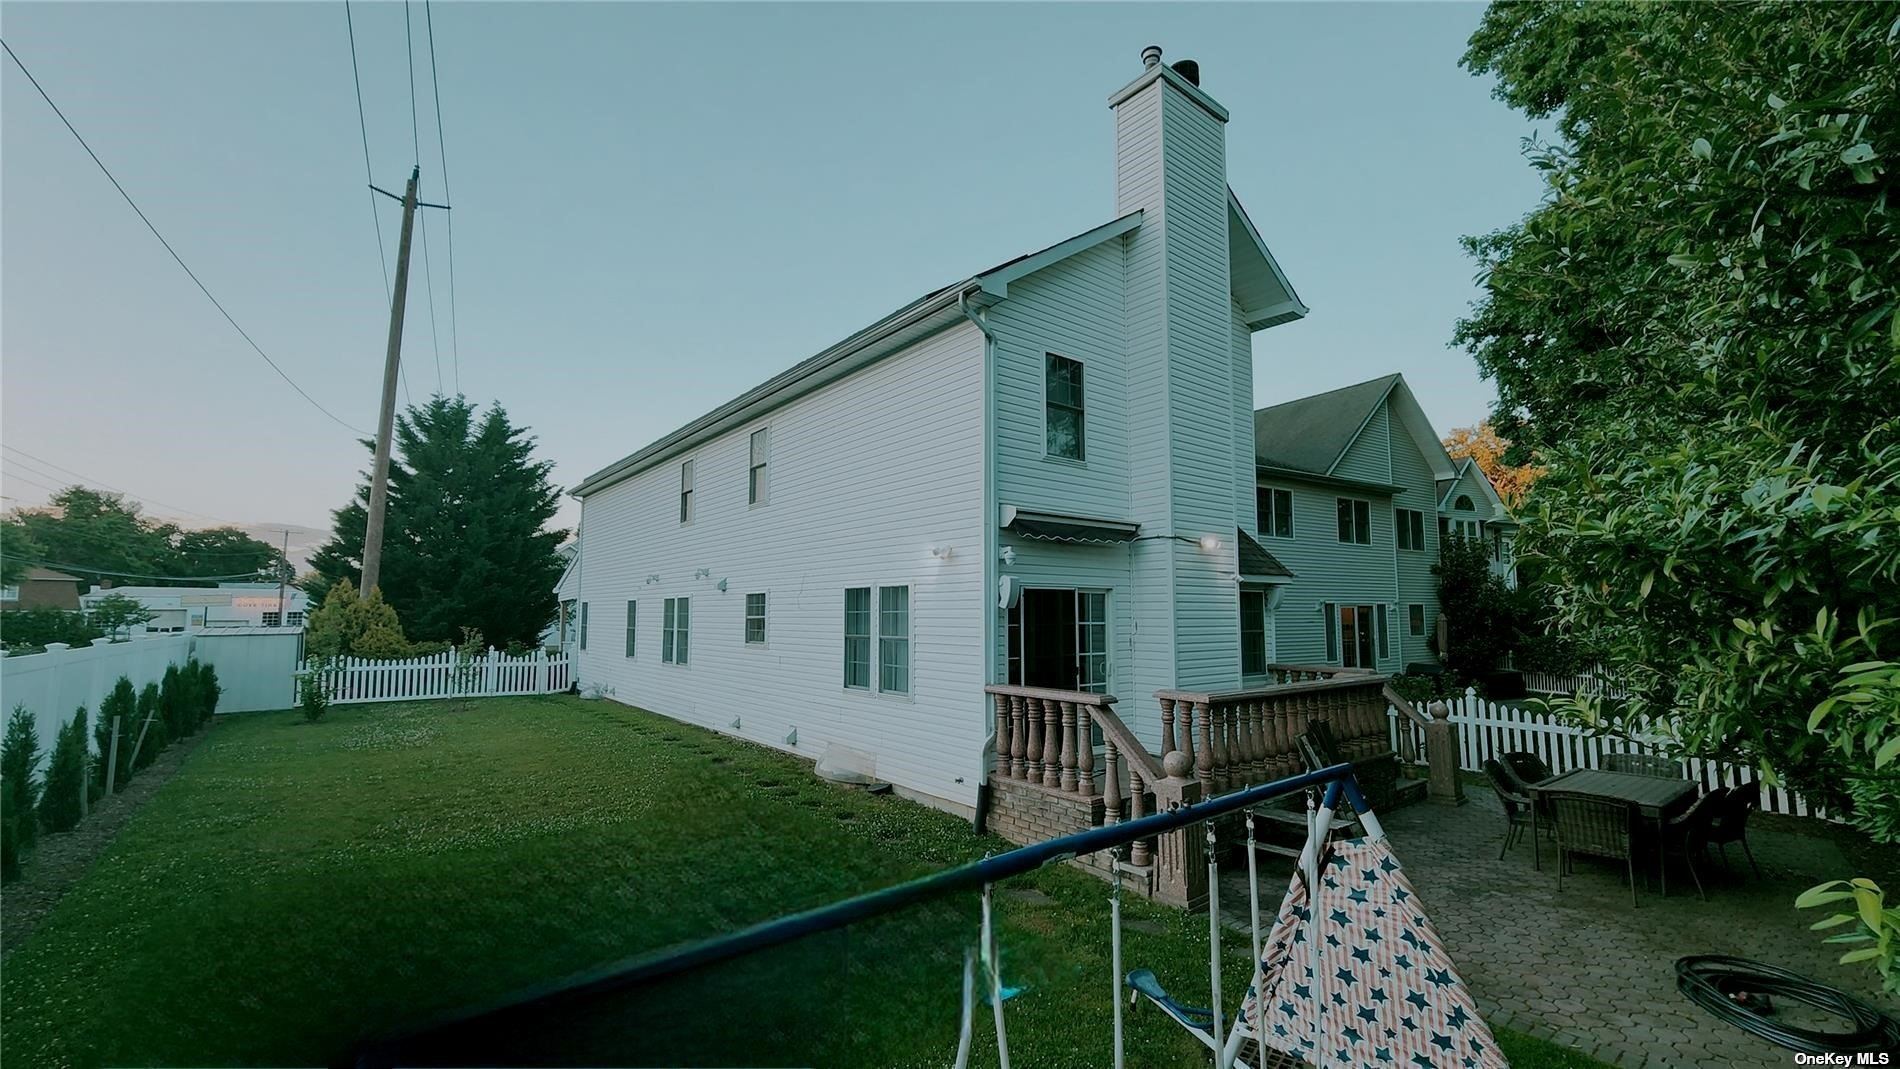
xmin=1002 ymin=507 xmax=1139 ymax=545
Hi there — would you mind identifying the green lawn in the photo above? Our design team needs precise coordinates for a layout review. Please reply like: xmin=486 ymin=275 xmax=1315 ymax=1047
xmin=1 ymin=696 xmax=1608 ymax=1068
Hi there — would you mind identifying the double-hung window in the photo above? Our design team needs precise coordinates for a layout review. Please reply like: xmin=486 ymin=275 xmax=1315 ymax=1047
xmin=678 ymin=460 xmax=695 ymax=524
xmin=662 ymin=597 xmax=690 ymax=664
xmin=1257 ymin=487 xmax=1292 ymax=539
xmin=1336 ymin=498 xmax=1371 ymax=545
xmin=844 ymin=585 xmax=911 ymax=694
xmin=1045 ymin=354 xmax=1085 ymax=460
xmin=744 ymin=592 xmax=767 ymax=645
xmin=625 ymin=601 xmax=638 ymax=657
xmin=1395 ymin=508 xmax=1426 ymax=551
xmin=748 ymin=428 xmax=770 ymax=506
xmin=1409 ymin=603 xmax=1426 ymax=636
xmin=1239 ymin=590 xmax=1269 ymax=676
xmin=579 ymin=602 xmax=589 ymax=651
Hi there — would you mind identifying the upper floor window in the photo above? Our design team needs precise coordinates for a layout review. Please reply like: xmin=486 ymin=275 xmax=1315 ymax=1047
xmin=1454 ymin=493 xmax=1475 ymax=511
xmin=748 ymin=428 xmax=770 ymax=506
xmin=1396 ymin=508 xmax=1426 ymax=551
xmin=679 ymin=460 xmax=695 ymax=524
xmin=1045 ymin=353 xmax=1085 ymax=460
xmin=1335 ymin=498 xmax=1371 ymax=545
xmin=744 ymin=592 xmax=767 ymax=644
xmin=1257 ymin=487 xmax=1292 ymax=539
xmin=662 ymin=597 xmax=690 ymax=664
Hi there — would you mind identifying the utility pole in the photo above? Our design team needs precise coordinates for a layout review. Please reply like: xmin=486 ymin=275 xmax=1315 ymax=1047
xmin=275 ymin=528 xmax=290 ymax=621
xmin=362 ymin=167 xmax=420 ymax=597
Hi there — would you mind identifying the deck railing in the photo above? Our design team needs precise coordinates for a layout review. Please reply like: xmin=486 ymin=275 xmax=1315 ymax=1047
xmin=1154 ymin=670 xmax=1411 ymax=795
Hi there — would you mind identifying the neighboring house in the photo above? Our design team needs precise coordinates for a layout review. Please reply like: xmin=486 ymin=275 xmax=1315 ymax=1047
xmin=1439 ymin=457 xmax=1518 ymax=589
xmin=545 ymin=541 xmax=581 ymax=654
xmin=79 ymin=583 xmax=308 ymax=633
xmin=1252 ymin=374 xmax=1520 ymax=674
xmin=572 ymin=49 xmax=1306 ymax=813
xmin=0 ymin=567 xmax=83 ymax=610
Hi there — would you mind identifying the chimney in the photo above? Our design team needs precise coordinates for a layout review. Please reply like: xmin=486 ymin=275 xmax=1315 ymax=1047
xmin=1170 ymin=59 xmax=1200 ymax=86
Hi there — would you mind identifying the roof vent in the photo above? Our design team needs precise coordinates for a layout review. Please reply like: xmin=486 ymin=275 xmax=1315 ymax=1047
xmin=1171 ymin=59 xmax=1200 ymax=86
xmin=1140 ymin=45 xmax=1163 ymax=69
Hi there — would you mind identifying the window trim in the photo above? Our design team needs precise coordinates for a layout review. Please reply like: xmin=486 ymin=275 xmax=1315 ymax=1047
xmin=661 ymin=596 xmax=691 ymax=665
xmin=625 ymin=600 xmax=638 ymax=658
xmin=1256 ymin=486 xmax=1293 ymax=540
xmin=843 ymin=582 xmax=913 ymax=697
xmin=1396 ymin=507 xmax=1426 ymax=551
xmin=747 ymin=427 xmax=770 ymax=508
xmin=843 ymin=586 xmax=873 ymax=690
xmin=678 ymin=458 xmax=696 ymax=525
xmin=1408 ymin=603 xmax=1426 ymax=637
xmin=1042 ymin=352 xmax=1087 ymax=463
xmin=744 ymin=591 xmax=768 ymax=646
xmin=579 ymin=602 xmax=589 ymax=651
xmin=1335 ymin=497 xmax=1372 ymax=545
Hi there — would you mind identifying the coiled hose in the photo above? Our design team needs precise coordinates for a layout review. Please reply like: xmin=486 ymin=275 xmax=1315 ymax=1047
xmin=1676 ymin=955 xmax=1900 ymax=1055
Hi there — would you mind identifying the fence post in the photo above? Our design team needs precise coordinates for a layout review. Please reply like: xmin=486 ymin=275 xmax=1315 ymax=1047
xmin=535 ymin=648 xmax=548 ymax=694
xmin=105 ymin=715 xmax=122 ymax=796
xmin=1425 ymin=700 xmax=1464 ymax=806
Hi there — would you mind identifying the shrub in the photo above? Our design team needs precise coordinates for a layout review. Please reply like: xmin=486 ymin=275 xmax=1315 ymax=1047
xmin=1 ymin=706 xmax=43 ymax=881
xmin=306 ymin=580 xmax=417 ymax=659
xmin=93 ymin=677 xmax=138 ymax=796
xmin=195 ymin=661 xmax=222 ymax=724
xmin=134 ymin=683 xmax=161 ymax=765
xmin=0 ymin=608 xmax=102 ymax=653
xmin=39 ymin=707 xmax=89 ymax=834
xmin=299 ymin=660 xmax=332 ymax=723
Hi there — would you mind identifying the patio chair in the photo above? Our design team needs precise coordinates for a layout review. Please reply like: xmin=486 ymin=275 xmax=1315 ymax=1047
xmin=1547 ymin=791 xmax=1640 ymax=907
xmin=1501 ymin=750 xmax=1552 ymax=785
xmin=1482 ymin=758 xmax=1535 ymax=862
xmin=1707 ymin=785 xmax=1763 ymax=877
xmin=1603 ymin=752 xmax=1685 ymax=779
xmin=1661 ymin=789 xmax=1723 ymax=900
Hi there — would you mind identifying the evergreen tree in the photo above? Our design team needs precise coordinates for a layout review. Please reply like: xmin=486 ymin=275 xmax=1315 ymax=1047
xmin=40 ymin=707 xmax=88 ymax=834
xmin=306 ymin=397 xmax=565 ymax=647
xmin=2 ymin=706 xmax=42 ymax=881
xmin=93 ymin=678 xmax=138 ymax=795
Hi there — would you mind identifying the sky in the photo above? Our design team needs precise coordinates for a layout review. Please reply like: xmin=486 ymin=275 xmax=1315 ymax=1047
xmin=1 ymin=2 xmax=1548 ymax=538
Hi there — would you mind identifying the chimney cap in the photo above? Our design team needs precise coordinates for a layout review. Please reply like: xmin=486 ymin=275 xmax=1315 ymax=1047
xmin=1140 ymin=45 xmax=1163 ymax=69
xmin=1171 ymin=59 xmax=1200 ymax=86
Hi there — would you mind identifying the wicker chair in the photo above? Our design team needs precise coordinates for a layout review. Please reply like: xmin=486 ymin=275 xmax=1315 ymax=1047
xmin=1482 ymin=758 xmax=1536 ymax=861
xmin=1707 ymin=785 xmax=1763 ymax=877
xmin=1603 ymin=752 xmax=1685 ymax=779
xmin=1547 ymin=791 xmax=1640 ymax=907
xmin=1502 ymin=750 xmax=1553 ymax=785
xmin=1662 ymin=790 xmax=1723 ymax=900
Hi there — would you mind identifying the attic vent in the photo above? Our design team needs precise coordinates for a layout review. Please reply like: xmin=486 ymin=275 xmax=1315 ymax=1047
xmin=1171 ymin=59 xmax=1200 ymax=86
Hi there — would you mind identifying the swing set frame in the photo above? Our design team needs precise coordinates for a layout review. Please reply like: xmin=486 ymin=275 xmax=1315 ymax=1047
xmin=350 ymin=762 xmax=1377 ymax=1069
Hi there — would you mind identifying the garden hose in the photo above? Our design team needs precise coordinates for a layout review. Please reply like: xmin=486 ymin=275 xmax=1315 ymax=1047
xmin=1675 ymin=955 xmax=1900 ymax=1055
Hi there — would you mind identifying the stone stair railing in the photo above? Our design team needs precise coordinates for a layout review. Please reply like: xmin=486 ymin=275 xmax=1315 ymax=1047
xmin=1153 ymin=672 xmax=1399 ymax=796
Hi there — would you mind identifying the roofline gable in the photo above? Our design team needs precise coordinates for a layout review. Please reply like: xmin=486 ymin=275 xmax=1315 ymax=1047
xmin=976 ymin=210 xmax=1143 ymax=300
xmin=1229 ymin=190 xmax=1308 ymax=330
xmin=1323 ymin=375 xmax=1402 ymax=477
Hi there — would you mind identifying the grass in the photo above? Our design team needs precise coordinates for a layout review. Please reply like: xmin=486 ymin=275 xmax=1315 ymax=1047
xmin=1 ymin=696 xmax=1610 ymax=1068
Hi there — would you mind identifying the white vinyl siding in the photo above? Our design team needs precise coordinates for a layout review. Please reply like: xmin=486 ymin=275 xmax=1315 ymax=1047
xmin=573 ymin=321 xmax=985 ymax=808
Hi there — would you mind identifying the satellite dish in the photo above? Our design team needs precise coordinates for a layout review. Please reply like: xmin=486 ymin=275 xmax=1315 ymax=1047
xmin=998 ymin=576 xmax=1022 ymax=610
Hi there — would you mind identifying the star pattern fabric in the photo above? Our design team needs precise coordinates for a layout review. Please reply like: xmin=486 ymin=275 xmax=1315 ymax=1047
xmin=1242 ymin=839 xmax=1508 ymax=1068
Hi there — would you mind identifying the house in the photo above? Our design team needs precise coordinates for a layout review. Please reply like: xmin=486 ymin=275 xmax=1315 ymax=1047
xmin=1 ymin=567 xmax=83 ymax=611
xmin=545 ymin=541 xmax=581 ymax=654
xmin=1250 ymin=374 xmax=1519 ymax=673
xmin=572 ymin=48 xmax=1309 ymax=814
xmin=79 ymin=583 xmax=308 ymax=633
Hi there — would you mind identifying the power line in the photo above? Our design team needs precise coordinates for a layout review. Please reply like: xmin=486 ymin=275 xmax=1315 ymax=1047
xmin=0 ymin=444 xmax=245 ymax=527
xmin=0 ymin=38 xmax=371 ymax=437
xmin=19 ymin=560 xmax=275 ymax=583
xmin=343 ymin=0 xmax=410 ymax=407
xmin=425 ymin=0 xmax=461 ymax=395
xmin=401 ymin=2 xmax=441 ymax=395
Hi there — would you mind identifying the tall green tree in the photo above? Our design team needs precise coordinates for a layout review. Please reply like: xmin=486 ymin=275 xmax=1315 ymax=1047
xmin=306 ymin=397 xmax=565 ymax=647
xmin=6 ymin=488 xmax=284 ymax=588
xmin=1457 ymin=2 xmax=1898 ymax=988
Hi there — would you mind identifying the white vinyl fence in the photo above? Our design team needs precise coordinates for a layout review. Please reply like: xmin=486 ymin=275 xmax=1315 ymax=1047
xmin=1388 ymin=688 xmax=1840 ymax=823
xmin=298 ymin=647 xmax=572 ymax=705
xmin=1 ymin=635 xmax=193 ymax=757
xmin=1522 ymin=667 xmax=1626 ymax=699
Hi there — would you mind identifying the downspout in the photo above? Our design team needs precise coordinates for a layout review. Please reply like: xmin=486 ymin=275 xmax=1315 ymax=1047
xmin=960 ymin=288 xmax=998 ymax=834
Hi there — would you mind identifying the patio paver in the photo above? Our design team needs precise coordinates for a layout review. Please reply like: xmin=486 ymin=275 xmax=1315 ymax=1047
xmin=1220 ymin=792 xmax=1896 ymax=1068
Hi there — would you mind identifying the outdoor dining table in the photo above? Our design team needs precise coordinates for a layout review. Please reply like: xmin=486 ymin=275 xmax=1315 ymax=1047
xmin=1526 ymin=768 xmax=1700 ymax=896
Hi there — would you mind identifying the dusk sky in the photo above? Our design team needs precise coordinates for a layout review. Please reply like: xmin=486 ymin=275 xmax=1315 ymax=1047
xmin=2 ymin=2 xmax=1545 ymax=537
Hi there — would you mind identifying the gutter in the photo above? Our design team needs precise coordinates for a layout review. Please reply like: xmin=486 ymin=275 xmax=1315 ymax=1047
xmin=960 ymin=289 xmax=997 ymax=832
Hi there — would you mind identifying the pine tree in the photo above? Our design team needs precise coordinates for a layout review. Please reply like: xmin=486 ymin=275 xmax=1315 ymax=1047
xmin=2 ymin=706 xmax=43 ymax=880
xmin=40 ymin=707 xmax=88 ymax=834
xmin=93 ymin=678 xmax=138 ymax=795
xmin=306 ymin=397 xmax=565 ymax=647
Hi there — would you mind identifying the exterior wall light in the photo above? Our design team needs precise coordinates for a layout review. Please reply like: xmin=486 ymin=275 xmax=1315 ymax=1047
xmin=930 ymin=545 xmax=954 ymax=561
xmin=1199 ymin=534 xmax=1221 ymax=552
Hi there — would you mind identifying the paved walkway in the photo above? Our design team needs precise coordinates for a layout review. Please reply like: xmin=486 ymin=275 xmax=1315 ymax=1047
xmin=1220 ymin=792 xmax=1897 ymax=1069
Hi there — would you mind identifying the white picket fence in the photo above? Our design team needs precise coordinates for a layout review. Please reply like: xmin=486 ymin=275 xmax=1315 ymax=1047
xmin=297 ymin=647 xmax=571 ymax=705
xmin=1387 ymin=689 xmax=1839 ymax=823
xmin=1522 ymin=667 xmax=1626 ymax=699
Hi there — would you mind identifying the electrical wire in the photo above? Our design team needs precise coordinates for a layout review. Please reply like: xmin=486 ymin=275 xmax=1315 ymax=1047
xmin=344 ymin=0 xmax=409 ymax=406
xmin=2 ymin=445 xmax=241 ymax=526
xmin=0 ymin=38 xmax=371 ymax=437
xmin=16 ymin=560 xmax=277 ymax=583
xmin=424 ymin=0 xmax=460 ymax=395
xmin=1675 ymin=955 xmax=1900 ymax=1055
xmin=400 ymin=2 xmax=441 ymax=396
